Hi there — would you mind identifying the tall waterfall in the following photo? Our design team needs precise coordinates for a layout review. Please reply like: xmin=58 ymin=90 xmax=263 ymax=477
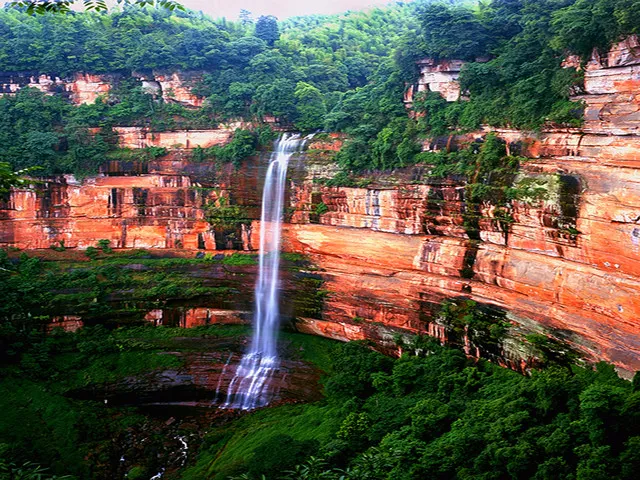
xmin=223 ymin=133 xmax=309 ymax=410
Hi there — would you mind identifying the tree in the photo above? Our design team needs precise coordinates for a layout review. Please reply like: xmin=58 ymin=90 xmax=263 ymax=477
xmin=0 ymin=162 xmax=34 ymax=195
xmin=239 ymin=9 xmax=253 ymax=25
xmin=253 ymin=79 xmax=297 ymax=122
xmin=294 ymin=82 xmax=326 ymax=132
xmin=255 ymin=15 xmax=279 ymax=46
xmin=551 ymin=0 xmax=620 ymax=58
xmin=420 ymin=3 xmax=490 ymax=60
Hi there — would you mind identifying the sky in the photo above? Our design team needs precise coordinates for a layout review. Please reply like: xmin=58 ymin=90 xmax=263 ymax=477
xmin=177 ymin=0 xmax=401 ymax=20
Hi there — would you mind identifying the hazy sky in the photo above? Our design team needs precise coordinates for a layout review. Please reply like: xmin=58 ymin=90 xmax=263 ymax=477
xmin=178 ymin=0 xmax=400 ymax=20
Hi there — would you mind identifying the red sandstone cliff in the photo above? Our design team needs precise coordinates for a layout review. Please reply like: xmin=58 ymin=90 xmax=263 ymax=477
xmin=3 ymin=40 xmax=640 ymax=374
xmin=286 ymin=39 xmax=640 ymax=375
xmin=0 ymin=142 xmax=264 ymax=250
xmin=0 ymin=70 xmax=205 ymax=106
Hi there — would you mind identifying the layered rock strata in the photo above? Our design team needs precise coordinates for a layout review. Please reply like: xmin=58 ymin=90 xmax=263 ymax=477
xmin=0 ymin=70 xmax=205 ymax=106
xmin=3 ymin=40 xmax=640 ymax=375
xmin=285 ymin=41 xmax=640 ymax=374
xmin=0 ymin=148 xmax=264 ymax=250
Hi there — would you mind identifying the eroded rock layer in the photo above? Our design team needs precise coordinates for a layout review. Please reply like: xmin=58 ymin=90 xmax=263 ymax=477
xmin=2 ymin=40 xmax=640 ymax=374
xmin=0 ymin=70 xmax=205 ymax=106
xmin=285 ymin=42 xmax=640 ymax=374
xmin=0 ymin=148 xmax=264 ymax=250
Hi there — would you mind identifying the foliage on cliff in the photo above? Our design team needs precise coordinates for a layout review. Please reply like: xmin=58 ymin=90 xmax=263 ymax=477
xmin=0 ymin=3 xmax=424 ymax=175
xmin=326 ymin=0 xmax=640 ymax=174
xmin=0 ymin=250 xmax=239 ymax=363
xmin=2 ymin=1 xmax=640 ymax=176
xmin=409 ymin=0 xmax=640 ymax=136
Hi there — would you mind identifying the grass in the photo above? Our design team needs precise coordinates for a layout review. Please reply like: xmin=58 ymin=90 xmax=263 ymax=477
xmin=111 ymin=324 xmax=251 ymax=342
xmin=0 ymin=325 xmax=183 ymax=478
xmin=185 ymin=403 xmax=344 ymax=480
xmin=280 ymin=331 xmax=337 ymax=374
xmin=221 ymin=253 xmax=259 ymax=266
xmin=64 ymin=351 xmax=183 ymax=389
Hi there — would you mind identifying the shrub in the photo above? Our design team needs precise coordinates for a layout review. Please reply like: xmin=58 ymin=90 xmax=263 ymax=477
xmin=96 ymin=239 xmax=112 ymax=253
xmin=84 ymin=246 xmax=98 ymax=260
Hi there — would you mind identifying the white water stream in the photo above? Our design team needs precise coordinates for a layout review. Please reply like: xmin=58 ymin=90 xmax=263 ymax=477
xmin=223 ymin=133 xmax=310 ymax=410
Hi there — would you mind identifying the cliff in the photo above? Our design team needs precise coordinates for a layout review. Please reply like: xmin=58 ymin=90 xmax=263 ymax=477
xmin=285 ymin=39 xmax=640 ymax=375
xmin=0 ymin=139 xmax=262 ymax=250
xmin=3 ymin=40 xmax=640 ymax=375
xmin=0 ymin=70 xmax=205 ymax=106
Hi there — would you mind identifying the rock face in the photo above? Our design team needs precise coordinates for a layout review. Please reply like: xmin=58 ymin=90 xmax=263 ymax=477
xmin=0 ymin=147 xmax=267 ymax=250
xmin=113 ymin=126 xmax=236 ymax=149
xmin=284 ymin=45 xmax=640 ymax=375
xmin=1 ymin=173 xmax=215 ymax=249
xmin=407 ymin=58 xmax=465 ymax=103
xmin=3 ymin=42 xmax=640 ymax=375
xmin=404 ymin=57 xmax=489 ymax=105
xmin=578 ymin=36 xmax=640 ymax=136
xmin=0 ymin=72 xmax=118 ymax=104
xmin=0 ymin=70 xmax=204 ymax=106
xmin=134 ymin=70 xmax=205 ymax=107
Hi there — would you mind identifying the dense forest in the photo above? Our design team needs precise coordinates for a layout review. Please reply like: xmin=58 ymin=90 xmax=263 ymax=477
xmin=1 ymin=0 xmax=640 ymax=178
xmin=1 ymin=252 xmax=639 ymax=480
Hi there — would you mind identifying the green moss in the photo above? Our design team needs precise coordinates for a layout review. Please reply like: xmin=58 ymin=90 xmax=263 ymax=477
xmin=290 ymin=275 xmax=328 ymax=319
xmin=185 ymin=403 xmax=343 ymax=480
xmin=281 ymin=252 xmax=307 ymax=263
xmin=204 ymin=197 xmax=252 ymax=230
xmin=221 ymin=253 xmax=259 ymax=266
xmin=312 ymin=202 xmax=329 ymax=216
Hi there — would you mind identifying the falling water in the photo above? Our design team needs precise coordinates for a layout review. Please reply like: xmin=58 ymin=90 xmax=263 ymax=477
xmin=223 ymin=133 xmax=309 ymax=410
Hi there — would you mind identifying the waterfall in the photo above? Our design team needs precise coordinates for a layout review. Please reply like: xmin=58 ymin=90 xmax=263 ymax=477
xmin=223 ymin=133 xmax=309 ymax=410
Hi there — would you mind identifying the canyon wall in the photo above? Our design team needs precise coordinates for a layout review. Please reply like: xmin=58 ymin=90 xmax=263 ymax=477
xmin=286 ymin=40 xmax=640 ymax=374
xmin=0 ymin=143 xmax=263 ymax=250
xmin=2 ymin=40 xmax=640 ymax=374
xmin=1 ymin=172 xmax=215 ymax=250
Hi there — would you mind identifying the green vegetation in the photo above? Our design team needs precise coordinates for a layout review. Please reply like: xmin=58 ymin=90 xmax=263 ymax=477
xmin=0 ymin=163 xmax=37 ymax=195
xmin=186 ymin=338 xmax=640 ymax=479
xmin=1 ymin=243 xmax=639 ymax=479
xmin=411 ymin=0 xmax=587 ymax=133
xmin=106 ymin=146 xmax=168 ymax=162
xmin=0 ymin=326 xmax=176 ymax=478
xmin=0 ymin=323 xmax=248 ymax=479
xmin=420 ymin=133 xmax=540 ymax=242
xmin=0 ymin=2 xmax=426 ymax=177
xmin=438 ymin=298 xmax=510 ymax=353
xmin=0 ymin=249 xmax=244 ymax=363
xmin=11 ymin=0 xmax=183 ymax=16
xmin=1 ymin=1 xmax=639 ymax=177
xmin=201 ymin=129 xmax=265 ymax=166
xmin=311 ymin=202 xmax=329 ymax=216
xmin=204 ymin=197 xmax=252 ymax=230
xmin=0 ymin=84 xmax=217 ymax=177
xmin=203 ymin=195 xmax=253 ymax=249
xmin=221 ymin=253 xmax=259 ymax=266
xmin=322 ymin=0 xmax=640 ymax=174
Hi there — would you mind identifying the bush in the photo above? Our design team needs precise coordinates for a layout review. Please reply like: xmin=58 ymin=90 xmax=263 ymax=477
xmin=96 ymin=239 xmax=112 ymax=253
xmin=84 ymin=246 xmax=98 ymax=260
xmin=246 ymin=435 xmax=318 ymax=477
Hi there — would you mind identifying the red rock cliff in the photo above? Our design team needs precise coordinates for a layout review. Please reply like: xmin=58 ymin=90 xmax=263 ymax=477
xmin=3 ymin=41 xmax=640 ymax=375
xmin=0 ymin=70 xmax=205 ymax=106
xmin=285 ymin=40 xmax=640 ymax=375
xmin=0 ymin=142 xmax=264 ymax=250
